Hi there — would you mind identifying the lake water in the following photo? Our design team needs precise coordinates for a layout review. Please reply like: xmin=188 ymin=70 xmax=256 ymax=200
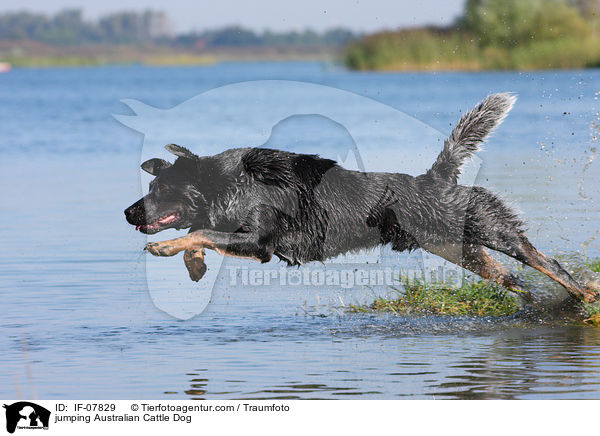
xmin=1 ymin=62 xmax=600 ymax=399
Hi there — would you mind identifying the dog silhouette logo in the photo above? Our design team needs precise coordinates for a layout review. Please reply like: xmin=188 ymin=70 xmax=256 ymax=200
xmin=115 ymin=80 xmax=467 ymax=319
xmin=3 ymin=402 xmax=50 ymax=433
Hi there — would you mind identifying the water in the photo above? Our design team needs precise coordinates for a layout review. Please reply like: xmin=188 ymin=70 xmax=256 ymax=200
xmin=1 ymin=62 xmax=600 ymax=399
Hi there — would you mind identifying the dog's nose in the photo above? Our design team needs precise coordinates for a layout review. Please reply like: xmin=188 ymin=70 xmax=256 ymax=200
xmin=125 ymin=198 xmax=148 ymax=226
xmin=124 ymin=207 xmax=134 ymax=224
xmin=124 ymin=205 xmax=140 ymax=225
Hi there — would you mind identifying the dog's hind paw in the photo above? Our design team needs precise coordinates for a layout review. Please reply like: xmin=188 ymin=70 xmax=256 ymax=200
xmin=582 ymin=287 xmax=600 ymax=303
xmin=145 ymin=241 xmax=181 ymax=257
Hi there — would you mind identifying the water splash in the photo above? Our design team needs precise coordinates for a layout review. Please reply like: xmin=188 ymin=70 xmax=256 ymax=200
xmin=581 ymin=91 xmax=600 ymax=258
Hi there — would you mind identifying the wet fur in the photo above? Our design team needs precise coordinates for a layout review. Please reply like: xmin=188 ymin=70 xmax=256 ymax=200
xmin=125 ymin=94 xmax=599 ymax=303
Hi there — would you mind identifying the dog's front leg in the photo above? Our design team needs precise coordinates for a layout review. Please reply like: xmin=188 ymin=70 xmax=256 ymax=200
xmin=145 ymin=230 xmax=274 ymax=263
xmin=145 ymin=234 xmax=198 ymax=257
xmin=184 ymin=248 xmax=207 ymax=282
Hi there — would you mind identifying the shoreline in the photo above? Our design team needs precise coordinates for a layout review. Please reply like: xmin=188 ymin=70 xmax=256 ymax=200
xmin=0 ymin=43 xmax=341 ymax=69
xmin=5 ymin=59 xmax=600 ymax=72
xmin=4 ymin=55 xmax=600 ymax=71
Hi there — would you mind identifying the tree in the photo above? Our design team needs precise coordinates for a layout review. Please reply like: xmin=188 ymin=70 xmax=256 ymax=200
xmin=464 ymin=0 xmax=591 ymax=47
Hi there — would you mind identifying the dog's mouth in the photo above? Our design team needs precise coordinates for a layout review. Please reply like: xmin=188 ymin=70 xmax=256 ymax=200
xmin=136 ymin=211 xmax=182 ymax=234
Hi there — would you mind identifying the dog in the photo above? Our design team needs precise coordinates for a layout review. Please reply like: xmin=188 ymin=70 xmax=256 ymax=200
xmin=124 ymin=93 xmax=599 ymax=303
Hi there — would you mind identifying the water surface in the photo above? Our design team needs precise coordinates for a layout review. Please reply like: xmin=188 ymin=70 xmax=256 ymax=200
xmin=1 ymin=62 xmax=600 ymax=399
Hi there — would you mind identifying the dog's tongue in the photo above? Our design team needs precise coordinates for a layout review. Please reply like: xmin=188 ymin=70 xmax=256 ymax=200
xmin=135 ymin=213 xmax=178 ymax=231
xmin=158 ymin=213 xmax=178 ymax=225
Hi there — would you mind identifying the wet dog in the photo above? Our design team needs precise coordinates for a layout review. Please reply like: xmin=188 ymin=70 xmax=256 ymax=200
xmin=124 ymin=93 xmax=599 ymax=303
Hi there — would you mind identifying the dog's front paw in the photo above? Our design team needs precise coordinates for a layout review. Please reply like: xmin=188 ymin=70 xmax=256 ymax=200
xmin=184 ymin=249 xmax=207 ymax=281
xmin=145 ymin=241 xmax=181 ymax=257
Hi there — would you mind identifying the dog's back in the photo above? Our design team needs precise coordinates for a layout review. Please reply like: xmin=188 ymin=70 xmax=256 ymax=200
xmin=239 ymin=93 xmax=520 ymax=264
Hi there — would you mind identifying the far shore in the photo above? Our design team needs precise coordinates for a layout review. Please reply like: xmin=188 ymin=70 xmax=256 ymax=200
xmin=0 ymin=43 xmax=340 ymax=69
xmin=4 ymin=55 xmax=600 ymax=72
xmin=4 ymin=50 xmax=600 ymax=71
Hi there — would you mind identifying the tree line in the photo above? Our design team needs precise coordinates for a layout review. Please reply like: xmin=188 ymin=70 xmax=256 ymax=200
xmin=0 ymin=9 xmax=358 ymax=47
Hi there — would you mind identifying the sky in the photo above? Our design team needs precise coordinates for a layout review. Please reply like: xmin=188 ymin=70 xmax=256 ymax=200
xmin=1 ymin=0 xmax=466 ymax=33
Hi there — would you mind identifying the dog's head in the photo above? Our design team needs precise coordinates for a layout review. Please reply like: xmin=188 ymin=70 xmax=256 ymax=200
xmin=124 ymin=144 xmax=222 ymax=234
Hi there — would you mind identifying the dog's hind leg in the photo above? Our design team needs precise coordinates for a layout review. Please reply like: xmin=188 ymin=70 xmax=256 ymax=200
xmin=461 ymin=245 xmax=532 ymax=297
xmin=146 ymin=230 xmax=274 ymax=263
xmin=464 ymin=186 xmax=599 ymax=302
xmin=426 ymin=243 xmax=533 ymax=301
xmin=484 ymin=233 xmax=599 ymax=303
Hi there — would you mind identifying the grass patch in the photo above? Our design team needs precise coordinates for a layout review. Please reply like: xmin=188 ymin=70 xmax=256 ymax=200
xmin=584 ymin=309 xmax=600 ymax=327
xmin=6 ymin=55 xmax=107 ymax=67
xmin=587 ymin=259 xmax=600 ymax=273
xmin=4 ymin=53 xmax=216 ymax=68
xmin=141 ymin=54 xmax=216 ymax=66
xmin=584 ymin=258 xmax=600 ymax=326
xmin=350 ymin=279 xmax=520 ymax=317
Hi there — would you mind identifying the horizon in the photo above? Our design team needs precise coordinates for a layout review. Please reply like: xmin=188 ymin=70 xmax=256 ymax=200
xmin=0 ymin=0 xmax=465 ymax=33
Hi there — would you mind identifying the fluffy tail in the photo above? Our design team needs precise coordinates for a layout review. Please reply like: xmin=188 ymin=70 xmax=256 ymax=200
xmin=428 ymin=93 xmax=516 ymax=183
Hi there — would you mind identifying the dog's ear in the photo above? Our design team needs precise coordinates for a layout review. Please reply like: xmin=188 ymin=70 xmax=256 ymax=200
xmin=165 ymin=143 xmax=198 ymax=160
xmin=141 ymin=158 xmax=171 ymax=175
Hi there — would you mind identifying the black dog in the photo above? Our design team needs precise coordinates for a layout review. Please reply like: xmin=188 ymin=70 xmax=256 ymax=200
xmin=124 ymin=93 xmax=598 ymax=303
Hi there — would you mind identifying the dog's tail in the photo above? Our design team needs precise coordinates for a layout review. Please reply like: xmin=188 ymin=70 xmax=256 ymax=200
xmin=427 ymin=93 xmax=516 ymax=183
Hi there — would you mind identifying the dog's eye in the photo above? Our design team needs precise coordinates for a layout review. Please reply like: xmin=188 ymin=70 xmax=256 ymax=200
xmin=156 ymin=184 xmax=170 ymax=193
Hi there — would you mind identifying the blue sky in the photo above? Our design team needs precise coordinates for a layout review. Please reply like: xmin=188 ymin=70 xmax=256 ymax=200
xmin=2 ymin=0 xmax=465 ymax=32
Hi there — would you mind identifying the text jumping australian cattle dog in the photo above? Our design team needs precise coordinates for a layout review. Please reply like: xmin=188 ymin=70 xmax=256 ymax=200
xmin=124 ymin=93 xmax=599 ymax=304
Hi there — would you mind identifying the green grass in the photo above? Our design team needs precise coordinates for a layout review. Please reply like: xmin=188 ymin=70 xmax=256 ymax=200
xmin=140 ymin=54 xmax=215 ymax=66
xmin=344 ymin=29 xmax=482 ymax=71
xmin=349 ymin=279 xmax=520 ymax=317
xmin=588 ymin=259 xmax=600 ymax=273
xmin=5 ymin=55 xmax=108 ymax=67
xmin=583 ymin=258 xmax=600 ymax=326
xmin=4 ymin=53 xmax=217 ymax=68
xmin=584 ymin=308 xmax=600 ymax=327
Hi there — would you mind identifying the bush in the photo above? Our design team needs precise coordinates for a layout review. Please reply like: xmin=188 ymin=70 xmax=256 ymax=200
xmin=465 ymin=0 xmax=590 ymax=48
xmin=344 ymin=29 xmax=481 ymax=71
xmin=344 ymin=0 xmax=599 ymax=71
